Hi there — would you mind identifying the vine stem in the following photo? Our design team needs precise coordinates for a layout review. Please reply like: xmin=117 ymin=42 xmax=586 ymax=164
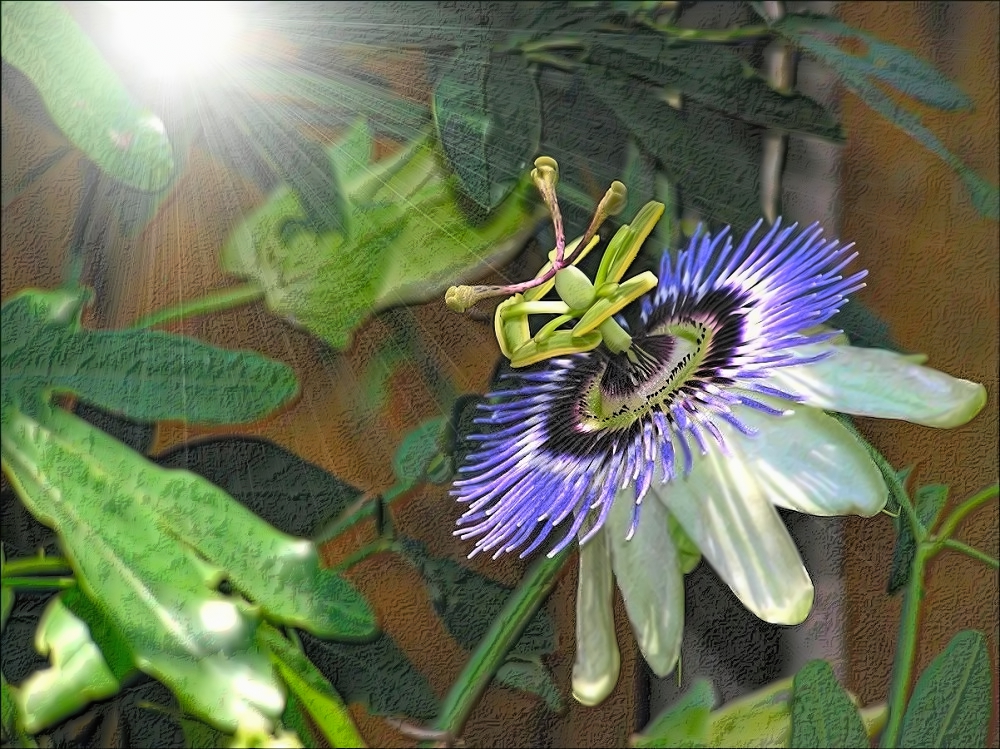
xmin=1 ymin=577 xmax=75 ymax=590
xmin=934 ymin=482 xmax=998 ymax=542
xmin=880 ymin=541 xmax=930 ymax=749
xmin=940 ymin=539 xmax=999 ymax=569
xmin=1 ymin=556 xmax=72 ymax=578
xmin=880 ymin=481 xmax=999 ymax=748
xmin=127 ymin=283 xmax=265 ymax=330
xmin=425 ymin=547 xmax=572 ymax=746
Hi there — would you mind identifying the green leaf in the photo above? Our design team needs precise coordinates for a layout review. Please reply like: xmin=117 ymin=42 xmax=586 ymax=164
xmin=591 ymin=34 xmax=844 ymax=141
xmin=585 ymin=65 xmax=762 ymax=234
xmin=59 ymin=586 xmax=137 ymax=681
xmin=1 ymin=405 xmax=375 ymax=731
xmin=156 ymin=437 xmax=365 ymax=541
xmin=705 ymin=677 xmax=795 ymax=748
xmin=242 ymin=116 xmax=350 ymax=239
xmin=259 ymin=624 xmax=366 ymax=749
xmin=13 ymin=594 xmax=122 ymax=734
xmin=396 ymin=536 xmax=556 ymax=659
xmin=0 ymin=586 xmax=11 ymax=632
xmin=620 ymin=140 xmax=659 ymax=230
xmin=887 ymin=483 xmax=948 ymax=595
xmin=0 ymin=1 xmax=174 ymax=191
xmin=900 ymin=630 xmax=991 ymax=748
xmin=495 ymin=658 xmax=564 ymax=713
xmin=299 ymin=630 xmax=439 ymax=720
xmin=280 ymin=691 xmax=315 ymax=749
xmin=434 ymin=47 xmax=542 ymax=209
xmin=633 ymin=678 xmax=716 ymax=748
xmin=790 ymin=660 xmax=868 ymax=748
xmin=775 ymin=14 xmax=998 ymax=220
xmin=1 ymin=288 xmax=298 ymax=424
xmin=392 ymin=417 xmax=448 ymax=489
xmin=1 ymin=547 xmax=12 ymax=633
xmin=221 ymin=123 xmax=541 ymax=351
xmin=773 ymin=15 xmax=971 ymax=111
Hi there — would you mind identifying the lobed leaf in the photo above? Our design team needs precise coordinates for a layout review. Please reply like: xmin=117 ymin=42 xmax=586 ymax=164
xmin=221 ymin=123 xmax=541 ymax=351
xmin=396 ymin=536 xmax=556 ymax=659
xmin=14 ymin=595 xmax=122 ymax=735
xmin=1 ymin=288 xmax=298 ymax=425
xmin=298 ymin=630 xmax=439 ymax=720
xmin=773 ymin=15 xmax=971 ymax=111
xmin=585 ymin=65 xmax=763 ymax=234
xmin=1 ymin=405 xmax=375 ymax=731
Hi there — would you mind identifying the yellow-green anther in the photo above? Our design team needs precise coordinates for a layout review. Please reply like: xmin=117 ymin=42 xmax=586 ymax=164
xmin=602 ymin=181 xmax=628 ymax=217
xmin=573 ymin=271 xmax=659 ymax=336
xmin=499 ymin=300 xmax=570 ymax=319
xmin=596 ymin=201 xmax=666 ymax=286
xmin=531 ymin=156 xmax=559 ymax=187
xmin=596 ymin=282 xmax=620 ymax=299
xmin=535 ymin=313 xmax=580 ymax=343
xmin=598 ymin=317 xmax=632 ymax=354
xmin=509 ymin=329 xmax=603 ymax=368
xmin=554 ymin=266 xmax=597 ymax=309
xmin=495 ymin=295 xmax=530 ymax=359
xmin=446 ymin=285 xmax=479 ymax=313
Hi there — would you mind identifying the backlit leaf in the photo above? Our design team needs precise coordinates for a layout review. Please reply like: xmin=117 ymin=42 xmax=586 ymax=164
xmin=0 ymin=1 xmax=173 ymax=191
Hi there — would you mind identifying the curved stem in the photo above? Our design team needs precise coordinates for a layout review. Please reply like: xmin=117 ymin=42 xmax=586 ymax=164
xmin=128 ymin=283 xmax=265 ymax=330
xmin=330 ymin=538 xmax=395 ymax=575
xmin=427 ymin=547 xmax=572 ymax=745
xmin=940 ymin=538 xmax=999 ymax=569
xmin=935 ymin=482 xmax=998 ymax=542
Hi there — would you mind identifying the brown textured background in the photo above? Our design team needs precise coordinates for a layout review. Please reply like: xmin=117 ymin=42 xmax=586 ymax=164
xmin=836 ymin=2 xmax=999 ymax=746
xmin=2 ymin=2 xmax=997 ymax=747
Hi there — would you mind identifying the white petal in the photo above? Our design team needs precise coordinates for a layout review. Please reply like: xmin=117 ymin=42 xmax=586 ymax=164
xmin=605 ymin=488 xmax=684 ymax=678
xmin=652 ymin=438 xmax=814 ymax=625
xmin=728 ymin=400 xmax=887 ymax=517
xmin=571 ymin=530 xmax=620 ymax=706
xmin=768 ymin=341 xmax=987 ymax=428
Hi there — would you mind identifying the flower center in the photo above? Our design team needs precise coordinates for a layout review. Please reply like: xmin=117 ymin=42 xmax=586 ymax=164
xmin=577 ymin=321 xmax=713 ymax=432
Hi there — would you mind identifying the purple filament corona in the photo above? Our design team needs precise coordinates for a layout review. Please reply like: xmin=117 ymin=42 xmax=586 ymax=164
xmin=452 ymin=218 xmax=867 ymax=560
